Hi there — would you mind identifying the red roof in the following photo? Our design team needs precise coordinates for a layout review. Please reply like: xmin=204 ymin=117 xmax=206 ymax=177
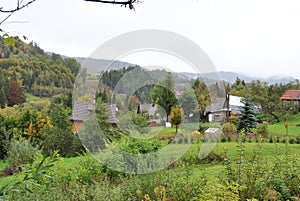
xmin=280 ymin=90 xmax=300 ymax=100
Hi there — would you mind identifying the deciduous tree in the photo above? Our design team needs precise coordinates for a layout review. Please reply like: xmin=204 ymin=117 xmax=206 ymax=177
xmin=170 ymin=105 xmax=184 ymax=133
xmin=178 ymin=88 xmax=197 ymax=117
xmin=151 ymin=73 xmax=177 ymax=122
xmin=7 ymin=79 xmax=26 ymax=106
xmin=192 ymin=78 xmax=211 ymax=122
xmin=0 ymin=87 xmax=6 ymax=108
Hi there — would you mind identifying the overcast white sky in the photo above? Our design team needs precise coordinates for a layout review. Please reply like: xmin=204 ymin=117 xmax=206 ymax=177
xmin=1 ymin=0 xmax=300 ymax=78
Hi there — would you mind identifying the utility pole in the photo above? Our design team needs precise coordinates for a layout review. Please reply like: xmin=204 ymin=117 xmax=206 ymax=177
xmin=225 ymin=93 xmax=230 ymax=122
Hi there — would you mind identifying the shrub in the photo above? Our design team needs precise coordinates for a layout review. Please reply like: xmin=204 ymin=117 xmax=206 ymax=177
xmin=269 ymin=137 xmax=273 ymax=143
xmin=75 ymin=153 xmax=105 ymax=184
xmin=276 ymin=136 xmax=280 ymax=143
xmin=221 ymin=137 xmax=227 ymax=143
xmin=178 ymin=138 xmax=183 ymax=144
xmin=0 ymin=126 xmax=10 ymax=160
xmin=255 ymin=123 xmax=268 ymax=137
xmin=229 ymin=114 xmax=239 ymax=125
xmin=222 ymin=122 xmax=237 ymax=136
xmin=1 ymin=151 xmax=60 ymax=198
xmin=118 ymin=167 xmax=208 ymax=201
xmin=6 ymin=137 xmax=40 ymax=168
xmin=288 ymin=138 xmax=295 ymax=144
xmin=184 ymin=136 xmax=188 ymax=144
xmin=42 ymin=127 xmax=84 ymax=157
xmin=223 ymin=135 xmax=300 ymax=200
xmin=130 ymin=111 xmax=149 ymax=128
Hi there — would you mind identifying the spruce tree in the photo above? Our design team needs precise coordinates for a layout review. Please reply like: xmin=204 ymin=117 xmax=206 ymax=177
xmin=238 ymin=94 xmax=257 ymax=132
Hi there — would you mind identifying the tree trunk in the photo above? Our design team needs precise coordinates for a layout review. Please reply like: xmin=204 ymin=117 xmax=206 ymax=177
xmin=270 ymin=112 xmax=280 ymax=123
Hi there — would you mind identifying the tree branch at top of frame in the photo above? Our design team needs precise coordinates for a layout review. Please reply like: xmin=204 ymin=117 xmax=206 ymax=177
xmin=84 ymin=0 xmax=141 ymax=10
xmin=0 ymin=0 xmax=37 ymax=13
xmin=0 ymin=0 xmax=140 ymax=26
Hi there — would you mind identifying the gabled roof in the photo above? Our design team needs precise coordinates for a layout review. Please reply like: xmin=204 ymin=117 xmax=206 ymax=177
xmin=205 ymin=98 xmax=226 ymax=113
xmin=280 ymin=90 xmax=300 ymax=101
xmin=70 ymin=102 xmax=94 ymax=121
xmin=70 ymin=101 xmax=118 ymax=124
xmin=205 ymin=95 xmax=244 ymax=113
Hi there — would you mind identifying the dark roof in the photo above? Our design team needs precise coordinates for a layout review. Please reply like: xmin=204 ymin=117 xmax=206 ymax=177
xmin=70 ymin=102 xmax=94 ymax=121
xmin=205 ymin=98 xmax=226 ymax=113
xmin=138 ymin=104 xmax=155 ymax=116
xmin=280 ymin=90 xmax=300 ymax=101
xmin=70 ymin=101 xmax=117 ymax=124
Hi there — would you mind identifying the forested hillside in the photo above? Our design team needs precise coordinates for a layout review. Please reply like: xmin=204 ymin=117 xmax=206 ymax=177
xmin=0 ymin=36 xmax=80 ymax=107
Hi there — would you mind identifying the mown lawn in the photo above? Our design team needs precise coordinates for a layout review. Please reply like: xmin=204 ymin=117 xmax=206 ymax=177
xmin=268 ymin=123 xmax=300 ymax=137
xmin=267 ymin=113 xmax=300 ymax=137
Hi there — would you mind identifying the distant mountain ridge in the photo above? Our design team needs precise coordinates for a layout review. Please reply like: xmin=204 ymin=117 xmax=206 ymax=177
xmin=181 ymin=71 xmax=297 ymax=84
xmin=74 ymin=57 xmax=297 ymax=84
xmin=75 ymin=57 xmax=134 ymax=73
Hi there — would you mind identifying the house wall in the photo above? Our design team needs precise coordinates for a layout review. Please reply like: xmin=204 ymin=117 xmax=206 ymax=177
xmin=72 ymin=120 xmax=117 ymax=132
xmin=209 ymin=112 xmax=226 ymax=122
xmin=72 ymin=121 xmax=84 ymax=133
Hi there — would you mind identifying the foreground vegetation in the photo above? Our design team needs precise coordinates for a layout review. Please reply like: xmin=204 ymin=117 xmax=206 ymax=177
xmin=0 ymin=137 xmax=299 ymax=200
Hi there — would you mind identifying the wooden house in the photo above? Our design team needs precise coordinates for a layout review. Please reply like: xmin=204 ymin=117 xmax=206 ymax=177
xmin=280 ymin=90 xmax=300 ymax=109
xmin=70 ymin=101 xmax=118 ymax=133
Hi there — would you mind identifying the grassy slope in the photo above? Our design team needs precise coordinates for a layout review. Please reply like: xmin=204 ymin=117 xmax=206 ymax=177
xmin=267 ymin=113 xmax=300 ymax=137
xmin=26 ymin=93 xmax=47 ymax=101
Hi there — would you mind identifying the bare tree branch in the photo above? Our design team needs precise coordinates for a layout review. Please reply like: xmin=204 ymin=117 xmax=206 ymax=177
xmin=84 ymin=0 xmax=139 ymax=10
xmin=0 ymin=0 xmax=38 ymax=26
xmin=0 ymin=0 xmax=140 ymax=27
xmin=0 ymin=13 xmax=13 ymax=26
xmin=0 ymin=0 xmax=37 ymax=13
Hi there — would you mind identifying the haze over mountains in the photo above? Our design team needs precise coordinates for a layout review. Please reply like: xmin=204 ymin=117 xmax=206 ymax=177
xmin=75 ymin=57 xmax=297 ymax=84
xmin=182 ymin=71 xmax=297 ymax=84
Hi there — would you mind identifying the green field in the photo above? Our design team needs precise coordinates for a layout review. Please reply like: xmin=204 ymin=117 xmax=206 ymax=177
xmin=267 ymin=113 xmax=300 ymax=136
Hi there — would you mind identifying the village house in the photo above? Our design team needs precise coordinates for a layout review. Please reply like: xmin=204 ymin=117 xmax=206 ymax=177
xmin=137 ymin=103 xmax=155 ymax=117
xmin=280 ymin=90 xmax=300 ymax=109
xmin=70 ymin=101 xmax=118 ymax=133
xmin=205 ymin=94 xmax=244 ymax=122
xmin=136 ymin=103 xmax=159 ymax=126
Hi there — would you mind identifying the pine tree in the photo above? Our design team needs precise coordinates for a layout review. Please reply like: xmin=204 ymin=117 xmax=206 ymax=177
xmin=238 ymin=94 xmax=257 ymax=133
